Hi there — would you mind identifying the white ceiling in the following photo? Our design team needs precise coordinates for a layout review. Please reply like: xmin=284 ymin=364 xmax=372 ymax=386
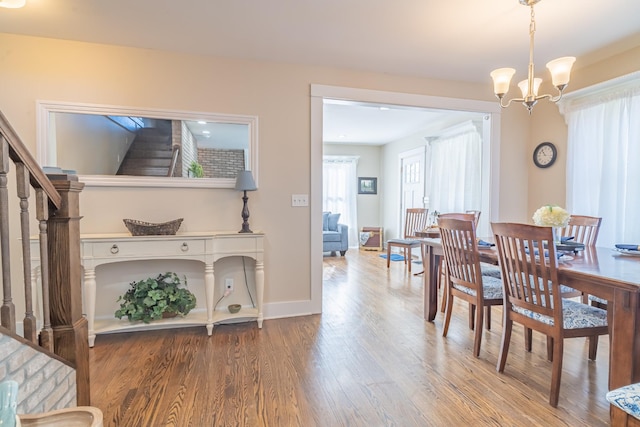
xmin=2 ymin=0 xmax=638 ymax=144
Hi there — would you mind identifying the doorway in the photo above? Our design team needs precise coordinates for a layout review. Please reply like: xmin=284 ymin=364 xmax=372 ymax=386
xmin=311 ymin=85 xmax=502 ymax=314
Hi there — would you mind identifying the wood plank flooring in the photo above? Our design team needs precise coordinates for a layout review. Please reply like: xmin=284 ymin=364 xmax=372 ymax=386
xmin=89 ymin=250 xmax=610 ymax=426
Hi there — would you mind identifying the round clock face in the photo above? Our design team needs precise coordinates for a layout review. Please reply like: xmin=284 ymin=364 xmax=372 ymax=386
xmin=533 ymin=142 xmax=557 ymax=168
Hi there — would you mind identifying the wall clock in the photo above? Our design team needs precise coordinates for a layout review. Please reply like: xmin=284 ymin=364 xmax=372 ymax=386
xmin=533 ymin=142 xmax=557 ymax=168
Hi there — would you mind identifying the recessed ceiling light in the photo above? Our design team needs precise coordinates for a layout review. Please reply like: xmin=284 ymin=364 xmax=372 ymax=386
xmin=202 ymin=130 xmax=210 ymax=134
xmin=197 ymin=120 xmax=207 ymax=124
xmin=379 ymin=107 xmax=390 ymax=111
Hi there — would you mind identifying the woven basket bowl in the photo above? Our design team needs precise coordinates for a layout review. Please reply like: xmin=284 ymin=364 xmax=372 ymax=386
xmin=123 ymin=218 xmax=183 ymax=236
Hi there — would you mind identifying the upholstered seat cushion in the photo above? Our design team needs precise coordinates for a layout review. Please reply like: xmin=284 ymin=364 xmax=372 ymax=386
xmin=386 ymin=238 xmax=421 ymax=245
xmin=512 ymin=299 xmax=607 ymax=329
xmin=606 ymin=383 xmax=640 ymax=419
xmin=480 ymin=263 xmax=501 ymax=278
xmin=323 ymin=231 xmax=342 ymax=242
xmin=451 ymin=275 xmax=503 ymax=300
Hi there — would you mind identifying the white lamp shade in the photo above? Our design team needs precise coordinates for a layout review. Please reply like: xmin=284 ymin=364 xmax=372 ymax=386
xmin=490 ymin=68 xmax=516 ymax=95
xmin=546 ymin=56 xmax=576 ymax=87
xmin=518 ymin=78 xmax=542 ymax=97
xmin=235 ymin=170 xmax=257 ymax=191
xmin=0 ymin=0 xmax=26 ymax=8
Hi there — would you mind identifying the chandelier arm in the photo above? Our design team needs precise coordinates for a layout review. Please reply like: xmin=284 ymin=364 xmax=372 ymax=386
xmin=496 ymin=96 xmax=525 ymax=109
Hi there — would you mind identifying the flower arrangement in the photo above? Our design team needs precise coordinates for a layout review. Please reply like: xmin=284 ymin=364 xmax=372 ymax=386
xmin=532 ymin=205 xmax=570 ymax=227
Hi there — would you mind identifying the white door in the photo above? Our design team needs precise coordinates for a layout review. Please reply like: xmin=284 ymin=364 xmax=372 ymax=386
xmin=399 ymin=147 xmax=426 ymax=233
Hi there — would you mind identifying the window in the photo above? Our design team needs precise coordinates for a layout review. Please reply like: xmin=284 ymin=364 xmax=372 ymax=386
xmin=323 ymin=156 xmax=358 ymax=247
xmin=562 ymin=73 xmax=640 ymax=247
xmin=426 ymin=121 xmax=482 ymax=213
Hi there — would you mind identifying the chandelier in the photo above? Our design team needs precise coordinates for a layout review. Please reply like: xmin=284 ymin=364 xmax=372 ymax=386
xmin=490 ymin=0 xmax=575 ymax=114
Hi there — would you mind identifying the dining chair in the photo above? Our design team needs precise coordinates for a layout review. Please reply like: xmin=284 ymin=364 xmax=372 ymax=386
xmin=492 ymin=222 xmax=609 ymax=407
xmin=438 ymin=217 xmax=503 ymax=357
xmin=560 ymin=214 xmax=602 ymax=246
xmin=465 ymin=209 xmax=482 ymax=225
xmin=561 ymin=215 xmax=604 ymax=305
xmin=385 ymin=208 xmax=429 ymax=273
xmin=437 ymin=213 xmax=478 ymax=313
xmin=437 ymin=212 xmax=501 ymax=322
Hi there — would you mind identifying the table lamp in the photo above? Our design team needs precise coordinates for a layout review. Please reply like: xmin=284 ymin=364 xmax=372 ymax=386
xmin=235 ymin=170 xmax=257 ymax=233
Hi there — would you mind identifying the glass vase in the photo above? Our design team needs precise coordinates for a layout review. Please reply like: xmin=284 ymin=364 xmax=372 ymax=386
xmin=552 ymin=226 xmax=562 ymax=246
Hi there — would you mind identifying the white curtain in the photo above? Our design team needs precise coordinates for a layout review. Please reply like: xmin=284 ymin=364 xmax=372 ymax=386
xmin=564 ymin=80 xmax=640 ymax=247
xmin=427 ymin=124 xmax=482 ymax=214
xmin=323 ymin=156 xmax=358 ymax=247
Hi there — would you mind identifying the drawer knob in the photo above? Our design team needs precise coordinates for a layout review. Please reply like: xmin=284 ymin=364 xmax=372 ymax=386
xmin=181 ymin=242 xmax=189 ymax=252
xmin=110 ymin=244 xmax=119 ymax=254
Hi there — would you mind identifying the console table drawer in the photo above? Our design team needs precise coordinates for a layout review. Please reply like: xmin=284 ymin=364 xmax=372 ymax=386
xmin=87 ymin=239 xmax=206 ymax=258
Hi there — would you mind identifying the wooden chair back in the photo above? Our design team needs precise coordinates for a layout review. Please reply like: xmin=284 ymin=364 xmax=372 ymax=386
xmin=492 ymin=222 xmax=561 ymax=321
xmin=438 ymin=218 xmax=482 ymax=295
xmin=561 ymin=215 xmax=602 ymax=246
xmin=465 ymin=210 xmax=482 ymax=225
xmin=439 ymin=212 xmax=477 ymax=226
xmin=403 ymin=208 xmax=429 ymax=239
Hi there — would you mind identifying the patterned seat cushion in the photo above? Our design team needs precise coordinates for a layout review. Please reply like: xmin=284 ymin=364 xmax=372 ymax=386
xmin=559 ymin=284 xmax=581 ymax=295
xmin=606 ymin=382 xmax=640 ymax=419
xmin=451 ymin=275 xmax=503 ymax=300
xmin=480 ymin=263 xmax=502 ymax=278
xmin=512 ymin=298 xmax=607 ymax=329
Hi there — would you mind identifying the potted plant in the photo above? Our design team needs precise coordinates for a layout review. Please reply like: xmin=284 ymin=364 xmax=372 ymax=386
xmin=188 ymin=161 xmax=204 ymax=178
xmin=115 ymin=272 xmax=197 ymax=323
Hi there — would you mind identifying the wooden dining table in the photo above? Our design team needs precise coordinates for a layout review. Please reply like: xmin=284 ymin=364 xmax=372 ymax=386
xmin=420 ymin=238 xmax=640 ymax=426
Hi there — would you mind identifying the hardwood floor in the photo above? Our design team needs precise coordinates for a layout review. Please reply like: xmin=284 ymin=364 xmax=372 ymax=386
xmin=89 ymin=250 xmax=610 ymax=426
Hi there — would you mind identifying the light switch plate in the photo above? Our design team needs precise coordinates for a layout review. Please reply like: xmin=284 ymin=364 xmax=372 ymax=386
xmin=291 ymin=194 xmax=309 ymax=207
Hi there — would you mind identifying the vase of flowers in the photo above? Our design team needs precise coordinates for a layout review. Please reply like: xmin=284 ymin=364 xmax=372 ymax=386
xmin=532 ymin=205 xmax=570 ymax=245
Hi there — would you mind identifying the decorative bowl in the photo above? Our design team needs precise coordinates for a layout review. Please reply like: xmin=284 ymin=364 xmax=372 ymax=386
xmin=227 ymin=304 xmax=241 ymax=314
xmin=123 ymin=218 xmax=183 ymax=236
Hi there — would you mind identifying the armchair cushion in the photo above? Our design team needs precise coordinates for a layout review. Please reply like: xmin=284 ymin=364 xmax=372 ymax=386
xmin=322 ymin=211 xmax=331 ymax=231
xmin=328 ymin=213 xmax=341 ymax=231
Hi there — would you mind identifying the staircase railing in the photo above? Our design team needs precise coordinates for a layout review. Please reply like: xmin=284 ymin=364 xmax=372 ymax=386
xmin=0 ymin=111 xmax=89 ymax=405
xmin=168 ymin=144 xmax=180 ymax=177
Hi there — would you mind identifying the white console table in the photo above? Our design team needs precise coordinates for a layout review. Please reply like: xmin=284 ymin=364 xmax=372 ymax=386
xmin=31 ymin=232 xmax=264 ymax=347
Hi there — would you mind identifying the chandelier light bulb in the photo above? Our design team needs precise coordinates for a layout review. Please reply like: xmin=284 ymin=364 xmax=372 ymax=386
xmin=490 ymin=68 xmax=516 ymax=97
xmin=546 ymin=56 xmax=576 ymax=88
xmin=518 ymin=78 xmax=542 ymax=98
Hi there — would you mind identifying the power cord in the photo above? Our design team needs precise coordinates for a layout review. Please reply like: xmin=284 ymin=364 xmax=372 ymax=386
xmin=213 ymin=289 xmax=231 ymax=311
xmin=212 ymin=258 xmax=255 ymax=310
xmin=243 ymin=257 xmax=256 ymax=308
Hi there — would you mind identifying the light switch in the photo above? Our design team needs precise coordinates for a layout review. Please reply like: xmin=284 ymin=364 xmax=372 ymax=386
xmin=291 ymin=194 xmax=309 ymax=207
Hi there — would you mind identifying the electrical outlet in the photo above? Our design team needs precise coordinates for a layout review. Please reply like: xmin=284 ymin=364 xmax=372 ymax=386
xmin=225 ymin=278 xmax=234 ymax=292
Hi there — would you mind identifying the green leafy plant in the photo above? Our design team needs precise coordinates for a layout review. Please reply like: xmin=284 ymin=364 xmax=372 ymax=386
xmin=188 ymin=161 xmax=204 ymax=178
xmin=115 ymin=272 xmax=197 ymax=323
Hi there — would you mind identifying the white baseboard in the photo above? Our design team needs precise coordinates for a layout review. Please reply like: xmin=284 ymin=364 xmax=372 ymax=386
xmin=263 ymin=299 xmax=319 ymax=320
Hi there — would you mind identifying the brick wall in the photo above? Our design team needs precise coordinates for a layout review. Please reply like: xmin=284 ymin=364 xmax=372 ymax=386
xmin=0 ymin=331 xmax=76 ymax=415
xmin=198 ymin=148 xmax=245 ymax=179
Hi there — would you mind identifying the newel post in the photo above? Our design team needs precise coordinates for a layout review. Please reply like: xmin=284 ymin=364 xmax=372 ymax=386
xmin=47 ymin=176 xmax=90 ymax=405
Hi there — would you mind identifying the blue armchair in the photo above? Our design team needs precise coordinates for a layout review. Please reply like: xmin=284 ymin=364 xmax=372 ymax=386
xmin=322 ymin=212 xmax=348 ymax=256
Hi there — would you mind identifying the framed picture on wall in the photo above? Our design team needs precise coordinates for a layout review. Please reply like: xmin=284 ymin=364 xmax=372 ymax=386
xmin=358 ymin=177 xmax=377 ymax=195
